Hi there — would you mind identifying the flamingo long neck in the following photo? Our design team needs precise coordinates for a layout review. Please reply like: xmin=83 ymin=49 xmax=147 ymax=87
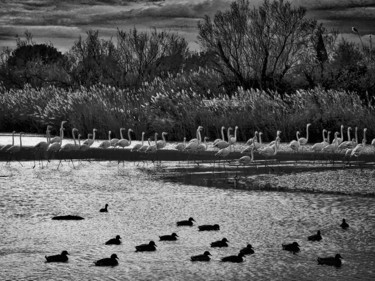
xmin=340 ymin=125 xmax=344 ymax=139
xmin=19 ymin=133 xmax=23 ymax=148
xmin=273 ymin=137 xmax=278 ymax=155
xmin=60 ymin=128 xmax=64 ymax=144
xmin=347 ymin=128 xmax=351 ymax=142
xmin=78 ymin=135 xmax=81 ymax=146
xmin=128 ymin=129 xmax=132 ymax=145
xmin=72 ymin=129 xmax=77 ymax=146
xmin=233 ymin=127 xmax=238 ymax=141
xmin=141 ymin=132 xmax=145 ymax=146
xmin=296 ymin=132 xmax=300 ymax=141
xmin=327 ymin=132 xmax=331 ymax=143
xmin=108 ymin=131 xmax=111 ymax=141
xmin=221 ymin=127 xmax=225 ymax=141
xmin=250 ymin=147 xmax=254 ymax=161
xmin=198 ymin=130 xmax=202 ymax=144
xmin=322 ymin=130 xmax=326 ymax=142
xmin=162 ymin=133 xmax=166 ymax=143
xmin=120 ymin=128 xmax=124 ymax=139
xmin=259 ymin=133 xmax=262 ymax=145
xmin=93 ymin=130 xmax=96 ymax=141
xmin=362 ymin=129 xmax=367 ymax=144
xmin=154 ymin=133 xmax=158 ymax=148
xmin=306 ymin=125 xmax=310 ymax=142
xmin=355 ymin=127 xmax=358 ymax=144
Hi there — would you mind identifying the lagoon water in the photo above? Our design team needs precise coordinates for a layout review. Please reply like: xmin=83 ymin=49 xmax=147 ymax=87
xmin=1 ymin=158 xmax=375 ymax=281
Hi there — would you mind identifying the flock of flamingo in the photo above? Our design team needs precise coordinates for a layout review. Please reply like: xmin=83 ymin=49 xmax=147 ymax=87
xmin=1 ymin=121 xmax=375 ymax=168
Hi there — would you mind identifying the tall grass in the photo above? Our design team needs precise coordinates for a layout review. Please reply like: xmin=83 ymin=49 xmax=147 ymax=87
xmin=1 ymin=80 xmax=374 ymax=142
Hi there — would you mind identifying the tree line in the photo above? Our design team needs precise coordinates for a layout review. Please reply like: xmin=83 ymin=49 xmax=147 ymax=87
xmin=1 ymin=0 xmax=374 ymax=102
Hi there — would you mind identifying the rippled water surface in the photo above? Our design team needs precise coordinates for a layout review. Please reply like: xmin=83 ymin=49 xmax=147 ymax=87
xmin=1 ymin=159 xmax=375 ymax=280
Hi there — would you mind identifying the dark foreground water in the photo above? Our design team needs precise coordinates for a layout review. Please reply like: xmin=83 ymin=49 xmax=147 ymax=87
xmin=0 ymin=161 xmax=375 ymax=281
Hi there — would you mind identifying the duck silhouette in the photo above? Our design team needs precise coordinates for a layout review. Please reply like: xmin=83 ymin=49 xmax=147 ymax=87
xmin=45 ymin=250 xmax=69 ymax=263
xmin=94 ymin=254 xmax=119 ymax=266
xmin=198 ymin=224 xmax=220 ymax=231
xmin=221 ymin=252 xmax=245 ymax=263
xmin=135 ymin=241 xmax=157 ymax=252
xmin=282 ymin=242 xmax=300 ymax=254
xmin=210 ymin=238 xmax=229 ymax=248
xmin=317 ymin=254 xmax=343 ymax=267
xmin=191 ymin=251 xmax=211 ymax=262
xmin=177 ymin=217 xmax=195 ymax=226
xmin=52 ymin=215 xmax=84 ymax=220
xmin=159 ymin=233 xmax=178 ymax=241
xmin=308 ymin=230 xmax=322 ymax=241
xmin=340 ymin=219 xmax=349 ymax=229
xmin=105 ymin=235 xmax=121 ymax=245
xmin=239 ymin=244 xmax=254 ymax=255
xmin=100 ymin=204 xmax=108 ymax=212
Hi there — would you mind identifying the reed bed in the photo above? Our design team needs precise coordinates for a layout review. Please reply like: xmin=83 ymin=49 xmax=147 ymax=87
xmin=1 ymin=77 xmax=374 ymax=142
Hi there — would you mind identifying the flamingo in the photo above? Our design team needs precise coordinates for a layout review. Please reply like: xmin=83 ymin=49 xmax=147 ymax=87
xmin=80 ymin=134 xmax=91 ymax=151
xmin=245 ymin=131 xmax=257 ymax=146
xmin=252 ymin=131 xmax=262 ymax=150
xmin=189 ymin=126 xmax=203 ymax=143
xmin=351 ymin=128 xmax=367 ymax=158
xmin=58 ymin=128 xmax=79 ymax=169
xmin=116 ymin=128 xmax=133 ymax=148
xmin=156 ymin=132 xmax=168 ymax=149
xmin=196 ymin=137 xmax=209 ymax=152
xmin=131 ymin=132 xmax=145 ymax=152
xmin=185 ymin=128 xmax=203 ymax=153
xmin=289 ymin=131 xmax=300 ymax=152
xmin=238 ymin=147 xmax=254 ymax=165
xmin=298 ymin=123 xmax=311 ymax=148
xmin=322 ymin=132 xmax=339 ymax=153
xmin=50 ymin=121 xmax=67 ymax=144
xmin=0 ymin=131 xmax=16 ymax=152
xmin=334 ymin=125 xmax=345 ymax=145
xmin=258 ymin=136 xmax=280 ymax=167
xmin=33 ymin=125 xmax=52 ymax=168
xmin=145 ymin=133 xmax=159 ymax=164
xmin=99 ymin=131 xmax=112 ymax=149
xmin=138 ymin=137 xmax=150 ymax=153
xmin=338 ymin=127 xmax=355 ymax=150
xmin=229 ymin=125 xmax=239 ymax=146
xmin=83 ymin=128 xmax=97 ymax=146
xmin=215 ymin=146 xmax=231 ymax=169
xmin=213 ymin=126 xmax=225 ymax=146
xmin=311 ymin=129 xmax=329 ymax=152
xmin=213 ymin=127 xmax=232 ymax=150
xmin=6 ymin=132 xmax=24 ymax=164
xmin=268 ymin=130 xmax=281 ymax=146
xmin=110 ymin=128 xmax=122 ymax=147
xmin=175 ymin=137 xmax=186 ymax=151
xmin=47 ymin=127 xmax=65 ymax=162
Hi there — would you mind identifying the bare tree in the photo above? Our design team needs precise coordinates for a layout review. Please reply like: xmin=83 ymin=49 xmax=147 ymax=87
xmin=198 ymin=0 xmax=318 ymax=93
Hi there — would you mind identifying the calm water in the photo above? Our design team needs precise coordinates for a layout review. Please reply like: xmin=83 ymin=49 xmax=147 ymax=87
xmin=1 ymin=159 xmax=375 ymax=281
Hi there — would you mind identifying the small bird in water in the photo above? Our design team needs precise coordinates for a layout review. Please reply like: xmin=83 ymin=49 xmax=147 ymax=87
xmin=100 ymin=204 xmax=108 ymax=212
xmin=239 ymin=244 xmax=254 ymax=255
xmin=308 ymin=230 xmax=322 ymax=241
xmin=159 ymin=233 xmax=178 ymax=241
xmin=198 ymin=224 xmax=220 ymax=231
xmin=191 ymin=251 xmax=211 ymax=262
xmin=177 ymin=217 xmax=195 ymax=226
xmin=210 ymin=238 xmax=229 ymax=248
xmin=221 ymin=252 xmax=245 ymax=263
xmin=105 ymin=235 xmax=121 ymax=245
xmin=282 ymin=242 xmax=300 ymax=254
xmin=135 ymin=241 xmax=157 ymax=252
xmin=317 ymin=254 xmax=343 ymax=267
xmin=45 ymin=250 xmax=69 ymax=263
xmin=94 ymin=254 xmax=119 ymax=266
xmin=340 ymin=219 xmax=349 ymax=229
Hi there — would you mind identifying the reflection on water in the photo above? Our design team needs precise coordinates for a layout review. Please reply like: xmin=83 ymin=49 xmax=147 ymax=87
xmin=0 ymin=161 xmax=375 ymax=280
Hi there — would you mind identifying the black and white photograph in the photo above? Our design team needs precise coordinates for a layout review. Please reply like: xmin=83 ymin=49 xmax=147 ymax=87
xmin=1 ymin=0 xmax=375 ymax=280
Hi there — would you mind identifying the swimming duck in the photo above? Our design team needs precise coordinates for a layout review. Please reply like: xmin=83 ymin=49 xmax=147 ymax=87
xmin=135 ymin=241 xmax=157 ymax=252
xmin=317 ymin=254 xmax=343 ymax=267
xmin=105 ymin=235 xmax=121 ymax=245
xmin=198 ymin=224 xmax=220 ymax=231
xmin=159 ymin=233 xmax=178 ymax=241
xmin=340 ymin=219 xmax=349 ymax=229
xmin=308 ymin=230 xmax=322 ymax=241
xmin=210 ymin=238 xmax=229 ymax=248
xmin=45 ymin=250 xmax=69 ymax=263
xmin=239 ymin=244 xmax=254 ymax=255
xmin=94 ymin=254 xmax=119 ymax=266
xmin=52 ymin=215 xmax=84 ymax=220
xmin=177 ymin=217 xmax=195 ymax=226
xmin=100 ymin=204 xmax=108 ymax=212
xmin=191 ymin=251 xmax=211 ymax=262
xmin=282 ymin=242 xmax=300 ymax=254
xmin=221 ymin=252 xmax=245 ymax=263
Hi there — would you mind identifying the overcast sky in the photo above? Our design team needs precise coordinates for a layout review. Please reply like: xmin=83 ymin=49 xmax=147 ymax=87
xmin=1 ymin=0 xmax=374 ymax=53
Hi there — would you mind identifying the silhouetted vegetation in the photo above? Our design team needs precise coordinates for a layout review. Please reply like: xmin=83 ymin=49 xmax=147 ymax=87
xmin=0 ymin=0 xmax=375 ymax=140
